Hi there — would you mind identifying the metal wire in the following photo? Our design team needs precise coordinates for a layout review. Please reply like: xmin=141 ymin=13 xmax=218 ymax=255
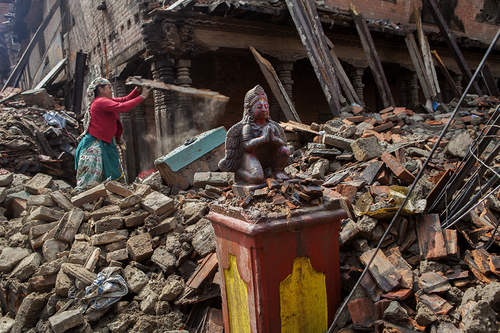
xmin=327 ymin=26 xmax=500 ymax=332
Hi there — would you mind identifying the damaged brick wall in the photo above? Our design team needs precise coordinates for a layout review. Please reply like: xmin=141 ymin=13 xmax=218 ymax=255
xmin=325 ymin=0 xmax=500 ymax=44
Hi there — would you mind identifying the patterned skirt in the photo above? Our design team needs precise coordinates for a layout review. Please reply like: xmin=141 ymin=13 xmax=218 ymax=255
xmin=75 ymin=134 xmax=122 ymax=189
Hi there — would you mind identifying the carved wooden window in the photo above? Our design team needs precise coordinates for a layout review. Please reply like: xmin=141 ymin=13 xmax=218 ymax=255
xmin=476 ymin=0 xmax=500 ymax=24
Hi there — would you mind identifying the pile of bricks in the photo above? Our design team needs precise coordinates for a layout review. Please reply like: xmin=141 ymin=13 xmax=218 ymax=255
xmin=0 ymin=171 xmax=225 ymax=332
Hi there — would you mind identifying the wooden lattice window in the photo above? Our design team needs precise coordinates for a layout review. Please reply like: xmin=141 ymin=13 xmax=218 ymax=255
xmin=476 ymin=0 xmax=500 ymax=24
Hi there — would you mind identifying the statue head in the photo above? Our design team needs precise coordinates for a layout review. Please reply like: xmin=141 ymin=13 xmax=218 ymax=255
xmin=243 ymin=85 xmax=270 ymax=124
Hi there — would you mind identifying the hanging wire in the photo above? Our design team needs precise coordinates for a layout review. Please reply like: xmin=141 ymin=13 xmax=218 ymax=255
xmin=327 ymin=26 xmax=500 ymax=332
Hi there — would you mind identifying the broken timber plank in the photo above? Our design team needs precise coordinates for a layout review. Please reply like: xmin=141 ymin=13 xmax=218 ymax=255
xmin=249 ymin=46 xmax=301 ymax=122
xmin=350 ymin=4 xmax=395 ymax=109
xmin=481 ymin=62 xmax=500 ymax=97
xmin=416 ymin=214 xmax=447 ymax=260
xmin=326 ymin=38 xmax=363 ymax=106
xmin=186 ymin=252 xmax=218 ymax=290
xmin=413 ymin=5 xmax=441 ymax=101
xmin=425 ymin=0 xmax=482 ymax=96
xmin=359 ymin=248 xmax=402 ymax=292
xmin=53 ymin=208 xmax=85 ymax=243
xmin=34 ymin=58 xmax=68 ymax=90
xmin=125 ymin=77 xmax=229 ymax=102
xmin=405 ymin=33 xmax=434 ymax=102
xmin=431 ymin=50 xmax=461 ymax=98
xmin=284 ymin=0 xmax=342 ymax=117
xmin=464 ymin=250 xmax=491 ymax=283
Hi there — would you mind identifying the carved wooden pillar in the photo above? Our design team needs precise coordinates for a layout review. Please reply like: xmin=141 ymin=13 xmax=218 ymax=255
xmin=174 ymin=58 xmax=193 ymax=151
xmin=406 ymin=73 xmax=419 ymax=108
xmin=151 ymin=58 xmax=175 ymax=156
xmin=397 ymin=76 xmax=407 ymax=109
xmin=132 ymin=98 xmax=150 ymax=175
xmin=349 ymin=67 xmax=365 ymax=104
xmin=115 ymin=80 xmax=136 ymax=181
xmin=453 ymin=73 xmax=463 ymax=95
xmin=443 ymin=81 xmax=452 ymax=103
xmin=270 ymin=61 xmax=295 ymax=121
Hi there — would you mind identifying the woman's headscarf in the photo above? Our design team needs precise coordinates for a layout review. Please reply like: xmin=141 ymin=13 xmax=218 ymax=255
xmin=78 ymin=77 xmax=111 ymax=141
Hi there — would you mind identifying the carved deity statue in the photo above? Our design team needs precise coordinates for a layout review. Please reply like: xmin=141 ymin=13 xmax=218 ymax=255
xmin=219 ymin=85 xmax=290 ymax=184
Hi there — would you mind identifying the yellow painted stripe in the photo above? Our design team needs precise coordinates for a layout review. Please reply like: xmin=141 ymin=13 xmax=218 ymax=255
xmin=224 ymin=254 xmax=251 ymax=333
xmin=280 ymin=257 xmax=328 ymax=333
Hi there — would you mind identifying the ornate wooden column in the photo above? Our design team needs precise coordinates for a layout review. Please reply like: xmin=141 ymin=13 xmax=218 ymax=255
xmin=173 ymin=58 xmax=193 ymax=151
xmin=397 ymin=76 xmax=407 ymax=109
xmin=270 ymin=61 xmax=295 ymax=121
xmin=115 ymin=80 xmax=136 ymax=181
xmin=151 ymin=58 xmax=175 ymax=156
xmin=406 ymin=72 xmax=419 ymax=108
xmin=453 ymin=73 xmax=463 ymax=95
xmin=349 ymin=67 xmax=365 ymax=104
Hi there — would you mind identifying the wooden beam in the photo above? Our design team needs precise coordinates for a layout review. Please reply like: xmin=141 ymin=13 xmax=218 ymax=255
xmin=414 ymin=5 xmax=441 ymax=102
xmin=425 ymin=0 xmax=482 ymax=96
xmin=326 ymin=38 xmax=363 ymax=106
xmin=285 ymin=0 xmax=342 ymax=117
xmin=431 ymin=50 xmax=461 ymax=98
xmin=481 ymin=62 xmax=500 ymax=97
xmin=249 ymin=46 xmax=301 ymax=122
xmin=34 ymin=58 xmax=67 ymax=90
xmin=1 ymin=0 xmax=62 ymax=92
xmin=125 ymin=76 xmax=229 ymax=102
xmin=405 ymin=33 xmax=434 ymax=102
xmin=350 ymin=4 xmax=395 ymax=109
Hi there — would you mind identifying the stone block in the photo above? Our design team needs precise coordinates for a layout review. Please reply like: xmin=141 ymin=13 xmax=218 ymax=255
xmin=124 ymin=210 xmax=149 ymax=228
xmin=50 ymin=191 xmax=74 ymax=211
xmin=119 ymin=194 xmax=142 ymax=209
xmin=133 ymin=184 xmax=152 ymax=197
xmin=71 ymin=183 xmax=108 ymax=207
xmin=10 ymin=252 xmax=42 ymax=281
xmin=24 ymin=173 xmax=52 ymax=194
xmin=21 ymin=88 xmax=54 ymax=108
xmin=106 ymin=181 xmax=133 ymax=197
xmin=43 ymin=239 xmax=66 ymax=262
xmin=124 ymin=265 xmax=149 ymax=293
xmin=48 ymin=309 xmax=85 ymax=333
xmin=27 ymin=194 xmax=56 ymax=207
xmin=53 ymin=208 xmax=84 ymax=243
xmin=0 ymin=187 xmax=6 ymax=204
xmin=351 ymin=136 xmax=384 ymax=162
xmin=89 ymin=205 xmax=120 ymax=221
xmin=0 ymin=172 xmax=13 ymax=186
xmin=149 ymin=217 xmax=176 ymax=237
xmin=10 ymin=198 xmax=27 ymax=218
xmin=68 ymin=241 xmax=97 ymax=265
xmin=29 ymin=206 xmax=64 ymax=222
xmin=193 ymin=172 xmax=234 ymax=188
xmin=0 ymin=247 xmax=31 ymax=272
xmin=55 ymin=269 xmax=73 ymax=297
xmin=127 ymin=233 xmax=153 ymax=262
xmin=29 ymin=274 xmax=57 ymax=292
xmin=106 ymin=248 xmax=128 ymax=262
xmin=105 ymin=240 xmax=126 ymax=252
xmin=159 ymin=275 xmax=184 ymax=301
xmin=141 ymin=191 xmax=174 ymax=215
xmin=192 ymin=222 xmax=216 ymax=257
xmin=10 ymin=292 xmax=48 ymax=333
xmin=323 ymin=134 xmax=354 ymax=151
xmin=90 ymin=229 xmax=129 ymax=246
xmin=151 ymin=247 xmax=177 ymax=274
xmin=95 ymin=217 xmax=123 ymax=233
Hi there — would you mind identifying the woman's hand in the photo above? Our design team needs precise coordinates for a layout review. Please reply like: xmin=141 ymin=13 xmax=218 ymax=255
xmin=140 ymin=87 xmax=150 ymax=100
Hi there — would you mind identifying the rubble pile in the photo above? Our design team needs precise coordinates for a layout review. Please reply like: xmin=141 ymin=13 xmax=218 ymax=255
xmin=0 ymin=92 xmax=79 ymax=181
xmin=0 ymin=93 xmax=500 ymax=332
xmin=0 ymin=172 xmax=224 ymax=332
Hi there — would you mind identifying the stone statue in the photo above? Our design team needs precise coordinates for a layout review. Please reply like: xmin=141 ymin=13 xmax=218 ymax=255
xmin=219 ymin=85 xmax=290 ymax=184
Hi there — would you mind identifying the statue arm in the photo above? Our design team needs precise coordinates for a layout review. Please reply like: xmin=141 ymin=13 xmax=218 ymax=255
xmin=241 ymin=124 xmax=270 ymax=152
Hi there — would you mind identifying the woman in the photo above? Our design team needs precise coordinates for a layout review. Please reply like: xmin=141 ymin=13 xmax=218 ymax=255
xmin=75 ymin=77 xmax=149 ymax=189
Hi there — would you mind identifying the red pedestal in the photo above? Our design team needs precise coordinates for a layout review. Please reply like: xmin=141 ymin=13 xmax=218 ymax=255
xmin=207 ymin=206 xmax=346 ymax=333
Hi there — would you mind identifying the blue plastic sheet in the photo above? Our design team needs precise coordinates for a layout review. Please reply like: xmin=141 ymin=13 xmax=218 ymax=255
xmin=43 ymin=111 xmax=66 ymax=128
